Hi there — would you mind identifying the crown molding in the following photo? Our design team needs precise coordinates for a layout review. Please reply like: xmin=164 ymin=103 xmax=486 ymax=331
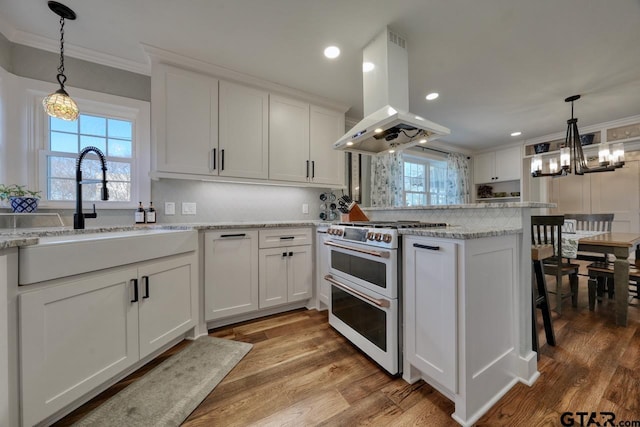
xmin=11 ymin=30 xmax=151 ymax=75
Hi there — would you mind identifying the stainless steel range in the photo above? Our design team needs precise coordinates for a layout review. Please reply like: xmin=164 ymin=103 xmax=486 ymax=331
xmin=324 ymin=221 xmax=446 ymax=374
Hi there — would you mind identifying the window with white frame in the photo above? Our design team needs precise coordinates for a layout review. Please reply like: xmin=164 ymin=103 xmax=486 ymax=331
xmin=46 ymin=114 xmax=133 ymax=202
xmin=403 ymin=154 xmax=447 ymax=206
xmin=35 ymin=87 xmax=150 ymax=209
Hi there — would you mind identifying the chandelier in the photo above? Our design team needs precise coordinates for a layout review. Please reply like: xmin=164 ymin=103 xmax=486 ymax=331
xmin=530 ymin=95 xmax=625 ymax=177
xmin=42 ymin=1 xmax=79 ymax=121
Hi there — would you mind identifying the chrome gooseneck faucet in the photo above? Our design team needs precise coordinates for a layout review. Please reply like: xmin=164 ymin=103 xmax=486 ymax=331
xmin=74 ymin=146 xmax=109 ymax=229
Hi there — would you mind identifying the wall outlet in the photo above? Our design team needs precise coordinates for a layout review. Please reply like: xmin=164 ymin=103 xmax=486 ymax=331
xmin=164 ymin=202 xmax=175 ymax=215
xmin=182 ymin=202 xmax=197 ymax=215
xmin=302 ymin=203 xmax=309 ymax=214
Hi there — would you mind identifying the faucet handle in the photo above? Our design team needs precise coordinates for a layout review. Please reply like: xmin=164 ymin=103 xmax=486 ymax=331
xmin=84 ymin=203 xmax=98 ymax=219
xmin=101 ymin=186 xmax=109 ymax=201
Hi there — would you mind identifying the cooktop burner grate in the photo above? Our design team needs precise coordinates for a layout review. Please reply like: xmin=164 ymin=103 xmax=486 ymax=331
xmin=338 ymin=221 xmax=447 ymax=229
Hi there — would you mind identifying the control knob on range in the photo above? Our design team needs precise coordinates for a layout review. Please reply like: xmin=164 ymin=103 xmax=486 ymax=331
xmin=366 ymin=231 xmax=375 ymax=241
xmin=374 ymin=233 xmax=382 ymax=241
xmin=336 ymin=229 xmax=343 ymax=236
xmin=382 ymin=234 xmax=392 ymax=243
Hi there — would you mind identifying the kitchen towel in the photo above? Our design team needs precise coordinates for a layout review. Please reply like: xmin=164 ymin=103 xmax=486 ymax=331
xmin=72 ymin=336 xmax=252 ymax=427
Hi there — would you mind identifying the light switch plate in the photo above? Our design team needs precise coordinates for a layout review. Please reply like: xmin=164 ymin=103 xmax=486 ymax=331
xmin=182 ymin=202 xmax=197 ymax=215
xmin=164 ymin=202 xmax=175 ymax=215
xmin=302 ymin=203 xmax=309 ymax=214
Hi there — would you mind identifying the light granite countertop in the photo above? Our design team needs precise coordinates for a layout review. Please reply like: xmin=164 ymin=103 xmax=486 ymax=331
xmin=399 ymin=225 xmax=522 ymax=239
xmin=0 ymin=220 xmax=523 ymax=249
xmin=364 ymin=201 xmax=554 ymax=210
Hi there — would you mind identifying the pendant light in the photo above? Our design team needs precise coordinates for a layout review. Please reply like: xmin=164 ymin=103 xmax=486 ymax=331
xmin=42 ymin=1 xmax=79 ymax=121
xmin=531 ymin=95 xmax=624 ymax=177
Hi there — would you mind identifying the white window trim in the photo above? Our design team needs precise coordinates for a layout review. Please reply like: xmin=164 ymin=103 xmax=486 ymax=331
xmin=25 ymin=81 xmax=150 ymax=210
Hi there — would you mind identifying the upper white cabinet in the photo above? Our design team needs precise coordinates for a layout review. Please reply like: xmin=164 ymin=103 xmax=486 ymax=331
xmin=310 ymin=105 xmax=346 ymax=186
xmin=218 ymin=81 xmax=269 ymax=179
xmin=474 ymin=145 xmax=522 ymax=184
xmin=153 ymin=64 xmax=218 ymax=175
xmin=269 ymin=95 xmax=345 ymax=187
xmin=152 ymin=61 xmax=346 ymax=187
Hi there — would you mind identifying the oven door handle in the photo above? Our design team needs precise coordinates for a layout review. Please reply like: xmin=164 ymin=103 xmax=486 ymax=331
xmin=324 ymin=275 xmax=390 ymax=308
xmin=323 ymin=240 xmax=390 ymax=259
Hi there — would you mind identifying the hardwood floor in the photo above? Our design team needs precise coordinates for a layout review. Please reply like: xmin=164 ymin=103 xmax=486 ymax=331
xmin=54 ymin=273 xmax=640 ymax=426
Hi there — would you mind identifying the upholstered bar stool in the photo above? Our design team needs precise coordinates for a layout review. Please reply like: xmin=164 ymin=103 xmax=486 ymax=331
xmin=532 ymin=244 xmax=556 ymax=357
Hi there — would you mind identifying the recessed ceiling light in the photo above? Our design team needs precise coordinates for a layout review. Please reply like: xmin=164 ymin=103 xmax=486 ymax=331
xmin=425 ymin=92 xmax=439 ymax=101
xmin=511 ymin=131 xmax=522 ymax=137
xmin=374 ymin=128 xmax=383 ymax=133
xmin=346 ymin=141 xmax=354 ymax=146
xmin=389 ymin=149 xmax=395 ymax=153
xmin=419 ymin=139 xmax=427 ymax=144
xmin=324 ymin=46 xmax=340 ymax=59
xmin=362 ymin=62 xmax=375 ymax=72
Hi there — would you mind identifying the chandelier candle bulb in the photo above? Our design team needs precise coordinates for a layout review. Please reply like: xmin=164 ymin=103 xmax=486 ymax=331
xmin=549 ymin=157 xmax=559 ymax=173
xmin=560 ymin=147 xmax=571 ymax=168
xmin=598 ymin=143 xmax=611 ymax=166
xmin=531 ymin=155 xmax=543 ymax=175
xmin=612 ymin=142 xmax=625 ymax=166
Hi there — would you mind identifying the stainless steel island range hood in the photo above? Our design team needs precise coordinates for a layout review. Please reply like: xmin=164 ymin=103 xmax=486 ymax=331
xmin=334 ymin=27 xmax=450 ymax=155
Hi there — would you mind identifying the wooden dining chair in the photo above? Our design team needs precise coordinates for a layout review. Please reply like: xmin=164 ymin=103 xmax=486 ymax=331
xmin=563 ymin=213 xmax=614 ymax=262
xmin=531 ymin=215 xmax=580 ymax=314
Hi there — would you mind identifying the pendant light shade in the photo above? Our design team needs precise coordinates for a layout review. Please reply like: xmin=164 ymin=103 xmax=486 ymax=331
xmin=43 ymin=1 xmax=79 ymax=121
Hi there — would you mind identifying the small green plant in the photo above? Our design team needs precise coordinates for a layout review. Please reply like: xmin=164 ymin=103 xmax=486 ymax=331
xmin=0 ymin=184 xmax=41 ymax=201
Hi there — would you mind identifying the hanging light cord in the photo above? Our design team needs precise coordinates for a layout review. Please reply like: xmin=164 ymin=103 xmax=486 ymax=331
xmin=56 ymin=16 xmax=67 ymax=88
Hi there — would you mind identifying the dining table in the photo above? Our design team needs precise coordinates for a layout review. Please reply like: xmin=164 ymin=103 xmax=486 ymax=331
xmin=573 ymin=232 xmax=640 ymax=326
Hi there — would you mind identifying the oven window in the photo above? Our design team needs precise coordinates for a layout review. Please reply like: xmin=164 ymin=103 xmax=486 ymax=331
xmin=331 ymin=286 xmax=387 ymax=351
xmin=331 ymin=251 xmax=387 ymax=289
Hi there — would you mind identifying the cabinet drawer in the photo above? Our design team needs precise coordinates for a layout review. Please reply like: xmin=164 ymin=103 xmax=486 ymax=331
xmin=259 ymin=228 xmax=312 ymax=248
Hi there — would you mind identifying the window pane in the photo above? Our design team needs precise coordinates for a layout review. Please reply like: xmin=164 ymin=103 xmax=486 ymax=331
xmin=80 ymin=115 xmax=106 ymax=136
xmin=50 ymin=117 xmax=77 ymax=133
xmin=51 ymin=132 xmax=78 ymax=153
xmin=80 ymin=135 xmax=107 ymax=152
xmin=106 ymin=161 xmax=131 ymax=181
xmin=108 ymin=119 xmax=132 ymax=139
xmin=48 ymin=156 xmax=76 ymax=179
xmin=108 ymin=139 xmax=132 ymax=158
xmin=106 ymin=182 xmax=130 ymax=202
xmin=48 ymin=178 xmax=75 ymax=201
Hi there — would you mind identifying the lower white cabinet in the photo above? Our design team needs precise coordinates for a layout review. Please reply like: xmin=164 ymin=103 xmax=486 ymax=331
xmin=315 ymin=229 xmax=330 ymax=308
xmin=403 ymin=234 xmax=521 ymax=426
xmin=258 ymin=228 xmax=313 ymax=309
xmin=258 ymin=245 xmax=312 ymax=308
xmin=404 ymin=238 xmax=457 ymax=391
xmin=19 ymin=253 xmax=197 ymax=427
xmin=204 ymin=230 xmax=259 ymax=320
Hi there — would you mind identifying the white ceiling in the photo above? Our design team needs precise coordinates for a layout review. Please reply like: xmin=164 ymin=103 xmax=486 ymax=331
xmin=1 ymin=0 xmax=639 ymax=152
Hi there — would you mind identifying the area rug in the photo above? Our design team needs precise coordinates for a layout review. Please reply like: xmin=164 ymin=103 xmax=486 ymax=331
xmin=73 ymin=336 xmax=252 ymax=427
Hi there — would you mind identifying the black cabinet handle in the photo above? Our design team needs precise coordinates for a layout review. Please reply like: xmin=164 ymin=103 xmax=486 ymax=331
xmin=221 ymin=233 xmax=246 ymax=238
xmin=142 ymin=276 xmax=150 ymax=299
xmin=413 ymin=243 xmax=440 ymax=251
xmin=288 ymin=251 xmax=293 ymax=257
xmin=130 ymin=279 xmax=139 ymax=303
xmin=280 ymin=236 xmax=295 ymax=240
xmin=212 ymin=148 xmax=216 ymax=170
xmin=221 ymin=149 xmax=225 ymax=171
xmin=306 ymin=160 xmax=309 ymax=178
xmin=311 ymin=161 xmax=315 ymax=179
xmin=282 ymin=252 xmax=287 ymax=257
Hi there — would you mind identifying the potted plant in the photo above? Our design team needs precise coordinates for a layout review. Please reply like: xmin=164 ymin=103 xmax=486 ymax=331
xmin=0 ymin=184 xmax=42 ymax=213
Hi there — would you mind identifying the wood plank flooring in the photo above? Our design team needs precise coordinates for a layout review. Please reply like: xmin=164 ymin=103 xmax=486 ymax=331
xmin=54 ymin=273 xmax=640 ymax=426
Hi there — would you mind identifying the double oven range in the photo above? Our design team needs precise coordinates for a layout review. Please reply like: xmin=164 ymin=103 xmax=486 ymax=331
xmin=323 ymin=221 xmax=446 ymax=375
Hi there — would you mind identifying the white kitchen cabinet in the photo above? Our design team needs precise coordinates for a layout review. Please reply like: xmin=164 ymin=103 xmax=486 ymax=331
xmin=258 ymin=228 xmax=313 ymax=309
xmin=269 ymin=95 xmax=345 ymax=186
xmin=153 ymin=64 xmax=218 ymax=175
xmin=204 ymin=230 xmax=259 ymax=320
xmin=137 ymin=254 xmax=198 ymax=358
xmin=474 ymin=145 xmax=522 ymax=184
xmin=403 ymin=234 xmax=520 ymax=426
xmin=20 ymin=268 xmax=140 ymax=427
xmin=218 ymin=81 xmax=269 ymax=179
xmin=404 ymin=238 xmax=457 ymax=391
xmin=19 ymin=252 xmax=197 ymax=427
xmin=152 ymin=65 xmax=269 ymax=179
xmin=309 ymin=105 xmax=346 ymax=186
